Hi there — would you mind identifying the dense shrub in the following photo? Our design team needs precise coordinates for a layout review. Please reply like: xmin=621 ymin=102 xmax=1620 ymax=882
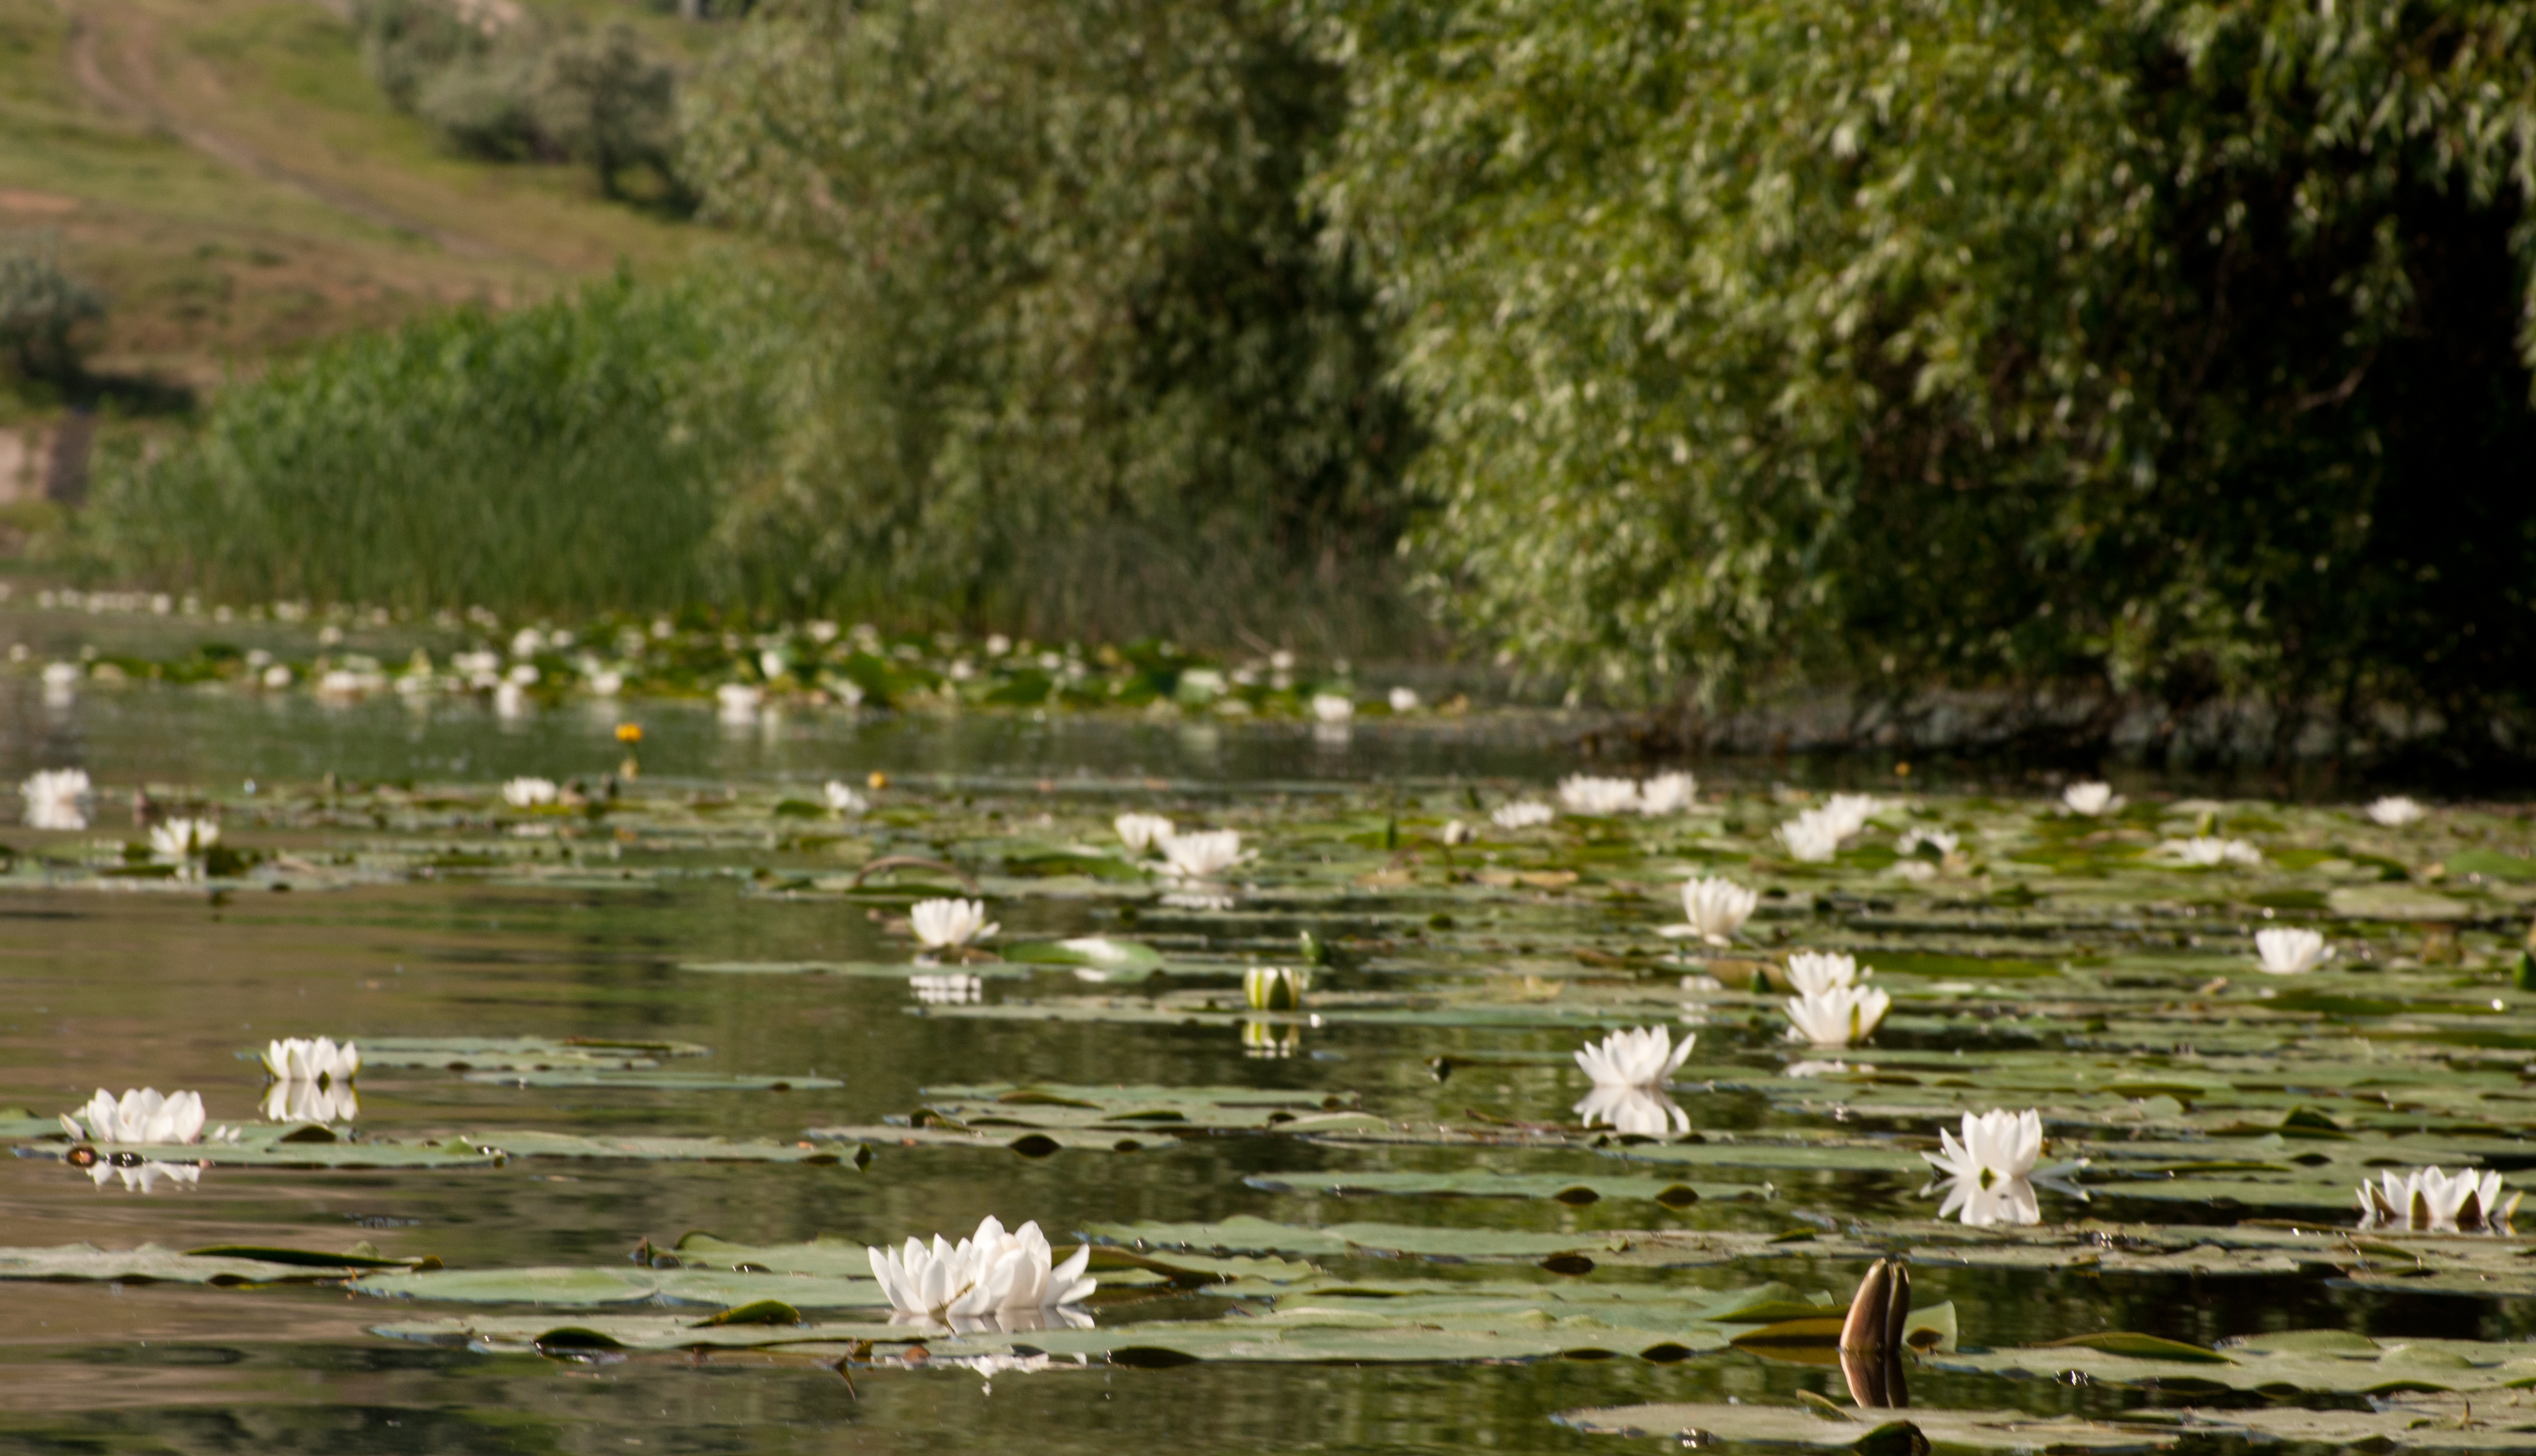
xmin=0 ymin=233 xmax=104 ymax=385
xmin=1310 ymin=0 xmax=2536 ymax=755
xmin=678 ymin=0 xmax=1420 ymax=648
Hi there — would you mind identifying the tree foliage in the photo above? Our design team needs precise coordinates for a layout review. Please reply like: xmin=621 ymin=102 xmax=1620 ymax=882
xmin=679 ymin=0 xmax=1417 ymax=644
xmin=1312 ymin=0 xmax=2536 ymax=752
xmin=0 ymin=232 xmax=104 ymax=384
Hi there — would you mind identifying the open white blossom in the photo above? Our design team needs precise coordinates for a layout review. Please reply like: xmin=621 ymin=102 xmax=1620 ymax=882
xmin=264 ymin=1079 xmax=359 ymax=1125
xmin=1786 ymin=985 xmax=1892 ymax=1048
xmin=1778 ymin=809 xmax=1843 ymax=862
xmin=2253 ymin=927 xmax=2330 ymax=976
xmin=260 ymin=1037 xmax=359 ymax=1085
xmin=1638 ymin=771 xmax=1698 ymax=815
xmin=910 ymin=897 xmax=998 ymax=950
xmin=61 ymin=1088 xmax=208 ymax=1146
xmin=1575 ymin=1026 xmax=1695 ymax=1089
xmin=2062 ymin=782 xmax=2121 ymax=816
xmin=1388 ymin=686 xmax=1421 ymax=713
xmin=825 ymin=781 xmax=869 ymax=815
xmin=2366 ymin=795 xmax=2427 ymax=827
xmin=2164 ymin=836 xmax=2262 ymax=867
xmin=502 ymin=777 xmax=559 ymax=808
xmin=1491 ymin=800 xmax=1554 ymax=830
xmin=1157 ymin=829 xmax=1248 ymax=880
xmin=149 ymin=818 xmax=219 ymax=858
xmin=866 ymin=1216 xmax=1097 ymax=1325
xmin=1920 ymin=1109 xmax=2048 ymax=1227
xmin=1784 ymin=952 xmax=1864 ymax=997
xmin=20 ymin=768 xmax=90 ymax=830
xmin=1897 ymin=826 xmax=1959 ymax=858
xmin=910 ymin=973 xmax=984 ymax=1005
xmin=716 ymin=682 xmax=764 ymax=723
xmin=1114 ymin=812 xmax=1175 ymax=853
xmin=2359 ymin=1167 xmax=2518 ymax=1233
xmin=1310 ymin=693 xmax=1356 ymax=723
xmin=1559 ymin=775 xmax=1643 ymax=816
xmin=1439 ymin=819 xmax=1474 ymax=846
xmin=1574 ymin=1083 xmax=1690 ymax=1136
xmin=1244 ymin=967 xmax=1307 ymax=1011
xmin=1817 ymin=794 xmax=1882 ymax=839
xmin=1661 ymin=876 xmax=1758 ymax=947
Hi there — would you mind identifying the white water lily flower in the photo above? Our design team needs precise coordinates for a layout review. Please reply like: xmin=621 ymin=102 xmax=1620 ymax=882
xmin=1388 ymin=686 xmax=1420 ymax=713
xmin=1558 ymin=775 xmax=1642 ymax=816
xmin=61 ymin=1088 xmax=208 ymax=1146
xmin=263 ymin=1079 xmax=359 ymax=1125
xmin=20 ymin=768 xmax=90 ymax=830
xmin=1777 ymin=809 xmax=1843 ymax=862
xmin=1575 ymin=1026 xmax=1696 ymax=1089
xmin=1491 ymin=800 xmax=1554 ymax=830
xmin=716 ymin=682 xmax=764 ymax=723
xmin=823 ymin=780 xmax=869 ymax=815
xmin=2062 ymin=782 xmax=2121 ymax=816
xmin=149 ymin=818 xmax=219 ymax=858
xmin=1921 ymin=1109 xmax=2047 ymax=1228
xmin=2359 ymin=1167 xmax=2519 ymax=1233
xmin=866 ymin=1216 xmax=1097 ymax=1324
xmin=502 ymin=777 xmax=558 ymax=808
xmin=1574 ymin=1082 xmax=1690 ymax=1136
xmin=2253 ymin=927 xmax=2330 ymax=976
xmin=1244 ymin=967 xmax=1307 ymax=1011
xmin=2165 ymin=836 xmax=2262 ymax=867
xmin=1157 ymin=828 xmax=1247 ymax=880
xmin=1785 ymin=985 xmax=1892 ymax=1048
xmin=1113 ymin=812 xmax=1175 ymax=853
xmin=1818 ymin=793 xmax=1881 ymax=839
xmin=260 ymin=1037 xmax=360 ymax=1085
xmin=910 ymin=897 xmax=998 ymax=950
xmin=1439 ymin=819 xmax=1474 ymax=846
xmin=1784 ymin=952 xmax=1864 ymax=997
xmin=1310 ymin=692 xmax=1356 ymax=723
xmin=1661 ymin=876 xmax=1758 ymax=947
xmin=588 ymin=670 xmax=625 ymax=697
xmin=2366 ymin=795 xmax=2427 ymax=827
xmin=910 ymin=973 xmax=983 ymax=1005
xmin=1638 ymin=771 xmax=1698 ymax=815
xmin=1897 ymin=826 xmax=1959 ymax=857
xmin=42 ymin=661 xmax=81 ymax=692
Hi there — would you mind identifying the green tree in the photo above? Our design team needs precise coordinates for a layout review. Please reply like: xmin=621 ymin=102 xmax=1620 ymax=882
xmin=0 ymin=233 xmax=105 ymax=385
xmin=679 ymin=0 xmax=1416 ymax=645
xmin=532 ymin=24 xmax=682 ymax=196
xmin=1312 ymin=0 xmax=2536 ymax=756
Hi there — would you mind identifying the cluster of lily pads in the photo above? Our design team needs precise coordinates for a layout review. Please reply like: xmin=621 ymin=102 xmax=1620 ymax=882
xmin=4 ymin=595 xmax=1439 ymax=720
xmin=12 ymin=752 xmax=2536 ymax=1447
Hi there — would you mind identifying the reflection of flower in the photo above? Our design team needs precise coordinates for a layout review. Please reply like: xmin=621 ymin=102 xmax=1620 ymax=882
xmin=2366 ymin=795 xmax=2426 ymax=827
xmin=1575 ymin=1082 xmax=1688 ymax=1135
xmin=1114 ymin=812 xmax=1175 ymax=853
xmin=1785 ymin=985 xmax=1891 ymax=1047
xmin=1241 ymin=1019 xmax=1298 ymax=1059
xmin=1158 ymin=829 xmax=1248 ymax=880
xmin=1921 ymin=1110 xmax=2046 ymax=1227
xmin=89 ymin=1159 xmax=203 ymax=1194
xmin=2253 ymin=927 xmax=2330 ymax=975
xmin=502 ymin=777 xmax=558 ymax=808
xmin=2162 ymin=836 xmax=2261 ymax=867
xmin=1575 ymin=1026 xmax=1694 ymax=1088
xmin=910 ymin=973 xmax=983 ymax=1005
xmin=1491 ymin=801 xmax=1554 ymax=830
xmin=1784 ymin=951 xmax=1865 ymax=997
xmin=2062 ymin=782 xmax=2121 ymax=815
xmin=1244 ymin=967 xmax=1307 ymax=1010
xmin=149 ymin=818 xmax=219 ymax=859
xmin=2359 ymin=1168 xmax=2517 ymax=1232
xmin=261 ymin=1037 xmax=360 ymax=1084
xmin=1639 ymin=771 xmax=1697 ymax=815
xmin=62 ymin=1088 xmax=209 ymax=1145
xmin=263 ymin=1079 xmax=359 ymax=1124
xmin=825 ymin=781 xmax=869 ymax=815
xmin=866 ymin=1216 xmax=1097 ymax=1323
xmin=20 ymin=768 xmax=90 ymax=830
xmin=1662 ymin=876 xmax=1757 ymax=947
xmin=911 ymin=899 xmax=998 ymax=950
xmin=1559 ymin=776 xmax=1641 ymax=816
xmin=716 ymin=683 xmax=764 ymax=722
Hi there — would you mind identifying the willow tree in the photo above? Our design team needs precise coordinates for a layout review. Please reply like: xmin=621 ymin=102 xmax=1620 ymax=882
xmin=679 ymin=0 xmax=1414 ymax=646
xmin=1314 ymin=0 xmax=2536 ymax=755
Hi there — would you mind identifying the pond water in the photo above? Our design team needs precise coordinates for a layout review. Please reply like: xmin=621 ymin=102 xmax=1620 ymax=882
xmin=5 ymin=624 xmax=2536 ymax=1455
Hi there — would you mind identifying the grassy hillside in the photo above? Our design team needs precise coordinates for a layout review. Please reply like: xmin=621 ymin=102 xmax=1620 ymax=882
xmin=0 ymin=0 xmax=713 ymax=409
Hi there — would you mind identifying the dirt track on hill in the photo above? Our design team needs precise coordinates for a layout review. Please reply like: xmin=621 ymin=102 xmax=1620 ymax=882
xmin=58 ymin=0 xmax=509 ymax=262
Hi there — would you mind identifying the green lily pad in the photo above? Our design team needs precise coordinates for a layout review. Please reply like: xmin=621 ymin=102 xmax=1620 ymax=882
xmin=1241 ymin=1169 xmax=1744 ymax=1207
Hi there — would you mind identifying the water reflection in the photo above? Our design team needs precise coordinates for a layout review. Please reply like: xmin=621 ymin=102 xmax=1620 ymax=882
xmin=83 ymin=1157 xmax=203 ymax=1194
xmin=910 ymin=973 xmax=984 ymax=1006
xmin=1573 ymin=1083 xmax=1690 ymax=1136
xmin=262 ymin=1080 xmax=358 ymax=1125
xmin=1241 ymin=1020 xmax=1299 ymax=1059
xmin=1930 ymin=1173 xmax=2040 ymax=1227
